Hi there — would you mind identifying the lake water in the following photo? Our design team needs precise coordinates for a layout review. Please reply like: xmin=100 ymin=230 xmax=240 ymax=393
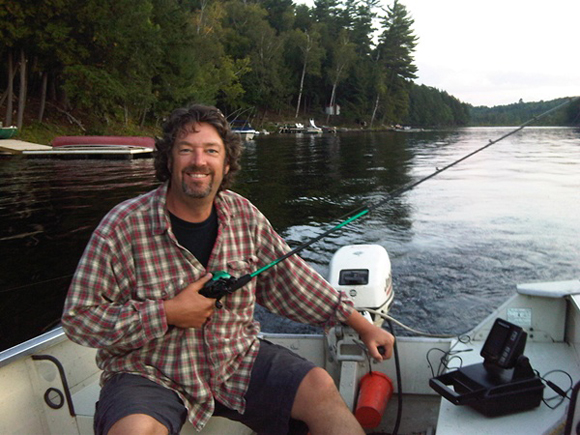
xmin=1 ymin=127 xmax=579 ymax=350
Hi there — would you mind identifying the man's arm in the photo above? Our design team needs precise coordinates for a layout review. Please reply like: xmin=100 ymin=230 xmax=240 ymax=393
xmin=345 ymin=309 xmax=395 ymax=360
xmin=62 ymin=232 xmax=169 ymax=350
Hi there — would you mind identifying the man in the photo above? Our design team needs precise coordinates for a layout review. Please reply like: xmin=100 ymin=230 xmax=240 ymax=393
xmin=62 ymin=104 xmax=394 ymax=435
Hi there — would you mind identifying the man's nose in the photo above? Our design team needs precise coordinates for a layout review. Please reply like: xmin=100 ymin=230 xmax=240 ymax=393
xmin=189 ymin=149 xmax=207 ymax=166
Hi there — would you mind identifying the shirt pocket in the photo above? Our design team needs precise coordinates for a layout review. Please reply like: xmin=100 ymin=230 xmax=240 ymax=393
xmin=225 ymin=256 xmax=258 ymax=276
xmin=219 ymin=256 xmax=259 ymax=309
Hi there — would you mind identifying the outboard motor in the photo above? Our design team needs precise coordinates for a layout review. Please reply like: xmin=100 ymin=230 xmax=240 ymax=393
xmin=326 ymin=244 xmax=394 ymax=423
xmin=329 ymin=244 xmax=394 ymax=326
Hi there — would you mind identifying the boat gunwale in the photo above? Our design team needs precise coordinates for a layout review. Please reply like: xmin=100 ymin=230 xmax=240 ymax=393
xmin=0 ymin=326 xmax=66 ymax=368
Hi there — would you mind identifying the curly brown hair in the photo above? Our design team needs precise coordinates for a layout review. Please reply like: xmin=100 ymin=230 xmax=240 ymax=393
xmin=154 ymin=104 xmax=242 ymax=191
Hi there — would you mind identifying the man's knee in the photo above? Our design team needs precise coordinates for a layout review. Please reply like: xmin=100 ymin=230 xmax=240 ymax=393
xmin=107 ymin=413 xmax=168 ymax=435
xmin=293 ymin=367 xmax=345 ymax=416
xmin=300 ymin=367 xmax=339 ymax=398
xmin=292 ymin=368 xmax=364 ymax=434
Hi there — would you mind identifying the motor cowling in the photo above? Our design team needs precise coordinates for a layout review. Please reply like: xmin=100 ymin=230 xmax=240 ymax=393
xmin=328 ymin=244 xmax=393 ymax=325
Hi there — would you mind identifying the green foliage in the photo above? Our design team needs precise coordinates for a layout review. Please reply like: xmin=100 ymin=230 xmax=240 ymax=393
xmin=368 ymin=0 xmax=418 ymax=126
xmin=406 ymin=84 xmax=470 ymax=127
xmin=5 ymin=0 xmax=538 ymax=131
xmin=470 ymin=98 xmax=578 ymax=126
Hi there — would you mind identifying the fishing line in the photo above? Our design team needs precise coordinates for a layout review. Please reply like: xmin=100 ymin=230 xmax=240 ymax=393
xmin=0 ymin=274 xmax=73 ymax=294
xmin=4 ymin=100 xmax=575 ymax=298
xmin=201 ymin=96 xmax=579 ymax=302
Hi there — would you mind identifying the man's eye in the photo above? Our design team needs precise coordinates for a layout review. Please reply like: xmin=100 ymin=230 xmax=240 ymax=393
xmin=179 ymin=148 xmax=192 ymax=154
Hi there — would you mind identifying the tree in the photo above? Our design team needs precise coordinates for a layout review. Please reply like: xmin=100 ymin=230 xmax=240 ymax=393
xmin=285 ymin=27 xmax=324 ymax=117
xmin=258 ymin=0 xmax=295 ymax=34
xmin=326 ymin=29 xmax=356 ymax=123
xmin=152 ymin=0 xmax=248 ymax=115
xmin=63 ymin=0 xmax=160 ymax=124
xmin=373 ymin=0 xmax=418 ymax=125
xmin=221 ymin=0 xmax=289 ymax=113
xmin=1 ymin=0 xmax=30 ymax=127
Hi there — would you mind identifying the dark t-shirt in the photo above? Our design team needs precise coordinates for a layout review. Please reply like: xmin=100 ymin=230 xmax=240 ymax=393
xmin=169 ymin=207 xmax=218 ymax=268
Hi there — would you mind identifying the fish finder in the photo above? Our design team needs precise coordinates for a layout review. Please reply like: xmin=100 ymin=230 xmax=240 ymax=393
xmin=480 ymin=318 xmax=527 ymax=369
xmin=429 ymin=317 xmax=544 ymax=416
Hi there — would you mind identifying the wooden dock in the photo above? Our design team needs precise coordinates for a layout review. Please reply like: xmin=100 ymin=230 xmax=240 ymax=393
xmin=0 ymin=139 xmax=52 ymax=154
xmin=0 ymin=139 xmax=153 ymax=159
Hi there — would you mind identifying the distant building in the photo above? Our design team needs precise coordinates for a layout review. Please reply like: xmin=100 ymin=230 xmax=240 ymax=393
xmin=325 ymin=104 xmax=341 ymax=116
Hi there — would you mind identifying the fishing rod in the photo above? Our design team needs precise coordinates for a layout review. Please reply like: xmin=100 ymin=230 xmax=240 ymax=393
xmin=200 ymin=97 xmax=578 ymax=307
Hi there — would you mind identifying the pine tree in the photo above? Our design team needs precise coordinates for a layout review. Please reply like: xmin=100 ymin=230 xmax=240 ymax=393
xmin=373 ymin=0 xmax=418 ymax=126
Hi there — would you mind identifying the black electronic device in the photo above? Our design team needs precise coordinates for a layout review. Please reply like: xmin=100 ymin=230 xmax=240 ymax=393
xmin=480 ymin=318 xmax=527 ymax=369
xmin=429 ymin=318 xmax=544 ymax=417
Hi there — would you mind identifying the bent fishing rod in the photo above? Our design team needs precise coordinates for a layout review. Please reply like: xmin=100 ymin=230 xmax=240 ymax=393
xmin=200 ymin=97 xmax=578 ymax=306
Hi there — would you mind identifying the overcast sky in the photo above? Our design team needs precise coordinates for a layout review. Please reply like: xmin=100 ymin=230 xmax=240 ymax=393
xmin=297 ymin=0 xmax=578 ymax=107
xmin=400 ymin=0 xmax=579 ymax=107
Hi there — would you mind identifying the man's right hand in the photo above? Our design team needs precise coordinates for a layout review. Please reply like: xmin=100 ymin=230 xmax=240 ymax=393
xmin=164 ymin=274 xmax=216 ymax=328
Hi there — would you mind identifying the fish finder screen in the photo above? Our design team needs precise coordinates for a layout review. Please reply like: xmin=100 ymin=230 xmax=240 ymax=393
xmin=480 ymin=318 xmax=526 ymax=368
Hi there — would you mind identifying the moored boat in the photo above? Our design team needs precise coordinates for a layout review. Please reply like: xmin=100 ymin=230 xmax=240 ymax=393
xmin=0 ymin=125 xmax=18 ymax=139
xmin=230 ymin=120 xmax=257 ymax=141
xmin=51 ymin=136 xmax=155 ymax=149
xmin=304 ymin=119 xmax=322 ymax=134
xmin=303 ymin=119 xmax=323 ymax=134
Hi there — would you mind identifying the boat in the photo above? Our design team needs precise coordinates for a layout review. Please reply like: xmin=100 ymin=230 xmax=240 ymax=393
xmin=0 ymin=125 xmax=18 ymax=139
xmin=388 ymin=125 xmax=425 ymax=133
xmin=230 ymin=120 xmax=257 ymax=141
xmin=1 ymin=242 xmax=578 ymax=434
xmin=303 ymin=119 xmax=323 ymax=134
xmin=20 ymin=136 xmax=155 ymax=159
xmin=51 ymin=136 xmax=155 ymax=149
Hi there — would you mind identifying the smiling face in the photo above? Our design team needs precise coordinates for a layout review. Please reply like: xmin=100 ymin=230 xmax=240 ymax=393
xmin=167 ymin=122 xmax=230 ymax=220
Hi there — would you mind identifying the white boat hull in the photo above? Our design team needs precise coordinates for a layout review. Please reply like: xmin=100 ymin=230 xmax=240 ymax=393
xmin=2 ymin=279 xmax=579 ymax=434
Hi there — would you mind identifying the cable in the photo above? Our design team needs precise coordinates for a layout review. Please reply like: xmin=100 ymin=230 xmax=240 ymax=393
xmin=386 ymin=319 xmax=402 ymax=435
xmin=364 ymin=309 xmax=473 ymax=339
xmin=426 ymin=345 xmax=474 ymax=377
xmin=535 ymin=369 xmax=573 ymax=410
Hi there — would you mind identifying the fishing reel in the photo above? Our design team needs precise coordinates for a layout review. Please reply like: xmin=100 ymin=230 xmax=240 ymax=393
xmin=200 ymin=271 xmax=252 ymax=307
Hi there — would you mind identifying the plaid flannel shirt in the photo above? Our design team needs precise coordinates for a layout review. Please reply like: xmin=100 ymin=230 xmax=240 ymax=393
xmin=62 ymin=183 xmax=354 ymax=430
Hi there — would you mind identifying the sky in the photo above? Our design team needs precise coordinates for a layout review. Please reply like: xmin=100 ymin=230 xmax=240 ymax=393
xmin=399 ymin=0 xmax=579 ymax=107
xmin=297 ymin=0 xmax=579 ymax=107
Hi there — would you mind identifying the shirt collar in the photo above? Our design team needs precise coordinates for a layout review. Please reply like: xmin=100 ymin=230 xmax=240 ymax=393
xmin=151 ymin=183 xmax=232 ymax=235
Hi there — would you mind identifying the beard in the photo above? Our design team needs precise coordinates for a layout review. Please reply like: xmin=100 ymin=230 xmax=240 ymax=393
xmin=181 ymin=178 xmax=213 ymax=198
xmin=180 ymin=165 xmax=219 ymax=199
